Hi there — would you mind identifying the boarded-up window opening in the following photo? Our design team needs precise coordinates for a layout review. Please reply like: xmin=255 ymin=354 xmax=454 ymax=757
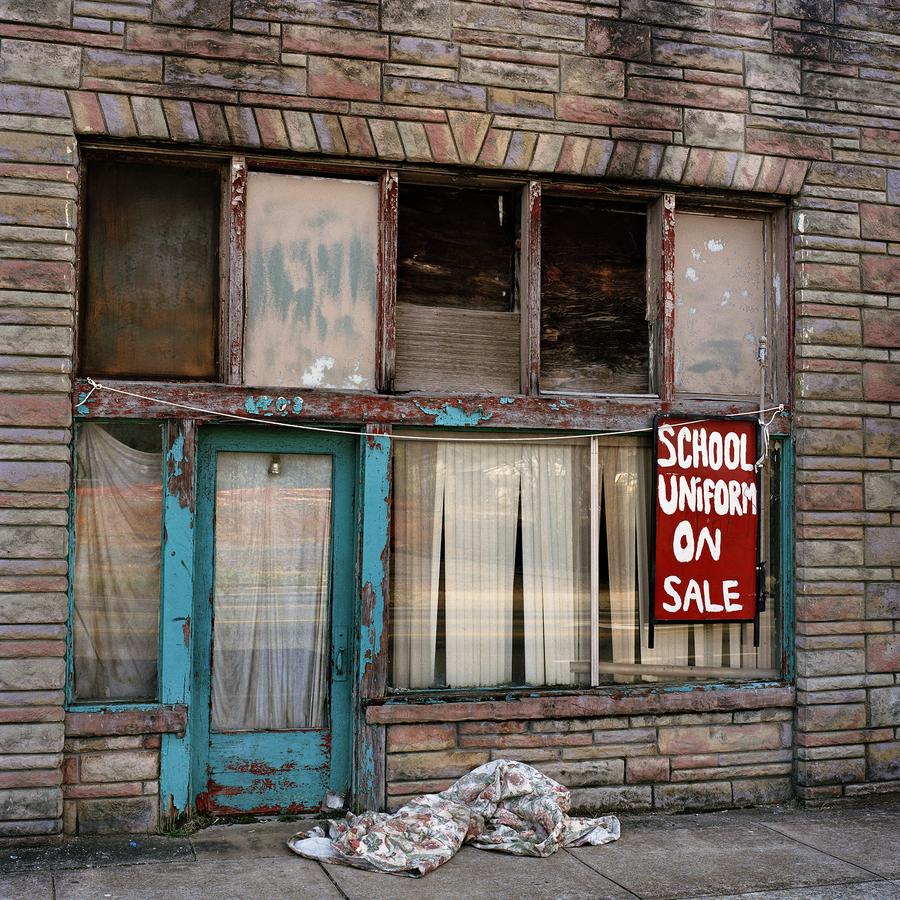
xmin=394 ymin=184 xmax=520 ymax=394
xmin=79 ymin=160 xmax=219 ymax=380
xmin=540 ymin=197 xmax=650 ymax=395
xmin=242 ymin=173 xmax=379 ymax=391
xmin=673 ymin=212 xmax=767 ymax=399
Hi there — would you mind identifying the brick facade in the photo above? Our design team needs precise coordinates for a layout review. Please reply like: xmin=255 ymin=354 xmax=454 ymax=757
xmin=0 ymin=0 xmax=897 ymax=835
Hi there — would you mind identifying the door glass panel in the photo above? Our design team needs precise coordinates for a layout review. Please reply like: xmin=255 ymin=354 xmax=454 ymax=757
xmin=211 ymin=452 xmax=333 ymax=731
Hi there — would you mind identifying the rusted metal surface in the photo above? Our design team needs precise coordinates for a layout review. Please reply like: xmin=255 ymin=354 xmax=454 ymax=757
xmin=73 ymin=378 xmax=790 ymax=434
xmin=521 ymin=181 xmax=541 ymax=396
xmin=377 ymin=170 xmax=398 ymax=393
xmin=367 ymin=685 xmax=794 ymax=725
xmin=78 ymin=159 xmax=220 ymax=380
xmin=65 ymin=705 xmax=187 ymax=736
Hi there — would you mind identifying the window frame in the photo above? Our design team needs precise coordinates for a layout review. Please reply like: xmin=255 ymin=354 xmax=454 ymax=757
xmin=72 ymin=144 xmax=794 ymax=710
xmin=385 ymin=426 xmax=789 ymax=696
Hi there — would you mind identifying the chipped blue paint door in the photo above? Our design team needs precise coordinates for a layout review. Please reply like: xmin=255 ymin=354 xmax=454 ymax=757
xmin=192 ymin=426 xmax=356 ymax=814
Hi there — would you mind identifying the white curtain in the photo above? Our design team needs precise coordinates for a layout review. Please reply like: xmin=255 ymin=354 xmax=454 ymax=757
xmin=73 ymin=424 xmax=162 ymax=701
xmin=443 ymin=442 xmax=519 ymax=687
xmin=391 ymin=436 xmax=589 ymax=689
xmin=598 ymin=440 xmax=642 ymax=680
xmin=211 ymin=452 xmax=331 ymax=731
xmin=520 ymin=444 xmax=588 ymax=686
xmin=391 ymin=442 xmax=445 ymax=689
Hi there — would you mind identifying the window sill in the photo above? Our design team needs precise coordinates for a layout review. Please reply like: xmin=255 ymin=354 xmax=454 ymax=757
xmin=65 ymin=704 xmax=187 ymax=737
xmin=366 ymin=682 xmax=793 ymax=726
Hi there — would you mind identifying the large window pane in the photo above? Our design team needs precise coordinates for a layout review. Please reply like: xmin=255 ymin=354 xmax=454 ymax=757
xmin=390 ymin=432 xmax=779 ymax=691
xmin=243 ymin=173 xmax=378 ymax=391
xmin=73 ymin=423 xmax=163 ymax=701
xmin=212 ymin=452 xmax=332 ymax=731
xmin=79 ymin=161 xmax=219 ymax=379
xmin=394 ymin=185 xmax=520 ymax=394
xmin=391 ymin=434 xmax=591 ymax=689
xmin=674 ymin=212 xmax=767 ymax=398
xmin=541 ymin=198 xmax=649 ymax=394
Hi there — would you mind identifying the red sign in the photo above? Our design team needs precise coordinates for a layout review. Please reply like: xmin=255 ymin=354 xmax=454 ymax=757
xmin=653 ymin=417 xmax=759 ymax=624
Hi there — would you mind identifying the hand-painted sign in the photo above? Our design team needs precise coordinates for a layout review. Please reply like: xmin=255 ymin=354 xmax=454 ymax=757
xmin=651 ymin=417 xmax=760 ymax=638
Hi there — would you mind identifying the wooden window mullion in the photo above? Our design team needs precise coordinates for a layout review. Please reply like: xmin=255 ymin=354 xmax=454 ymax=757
xmin=377 ymin=170 xmax=399 ymax=394
xmin=222 ymin=156 xmax=247 ymax=385
xmin=520 ymin=180 xmax=541 ymax=396
xmin=657 ymin=193 xmax=676 ymax=402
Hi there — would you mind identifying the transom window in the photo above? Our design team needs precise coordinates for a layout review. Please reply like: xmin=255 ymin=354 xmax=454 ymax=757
xmin=77 ymin=153 xmax=785 ymax=405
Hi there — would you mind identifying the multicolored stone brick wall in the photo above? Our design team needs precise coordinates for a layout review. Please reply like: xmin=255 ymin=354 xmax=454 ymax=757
xmin=0 ymin=0 xmax=897 ymax=835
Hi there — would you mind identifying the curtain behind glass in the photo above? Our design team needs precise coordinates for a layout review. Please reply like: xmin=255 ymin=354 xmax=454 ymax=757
xmin=212 ymin=452 xmax=331 ymax=731
xmin=520 ymin=443 xmax=590 ymax=686
xmin=73 ymin=423 xmax=162 ymax=701
xmin=391 ymin=436 xmax=589 ymax=689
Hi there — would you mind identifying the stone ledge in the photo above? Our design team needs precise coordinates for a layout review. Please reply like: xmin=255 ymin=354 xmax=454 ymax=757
xmin=64 ymin=706 xmax=186 ymax=738
xmin=367 ymin=685 xmax=795 ymax=725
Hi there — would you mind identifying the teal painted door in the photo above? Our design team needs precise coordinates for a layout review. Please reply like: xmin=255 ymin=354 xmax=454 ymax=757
xmin=192 ymin=427 xmax=356 ymax=815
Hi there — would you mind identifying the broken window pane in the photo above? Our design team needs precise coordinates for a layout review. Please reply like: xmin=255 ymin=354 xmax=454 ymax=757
xmin=394 ymin=184 xmax=520 ymax=394
xmin=541 ymin=198 xmax=649 ymax=394
xmin=243 ymin=173 xmax=378 ymax=391
xmin=674 ymin=212 xmax=766 ymax=397
xmin=79 ymin=160 xmax=219 ymax=379
xmin=73 ymin=422 xmax=163 ymax=701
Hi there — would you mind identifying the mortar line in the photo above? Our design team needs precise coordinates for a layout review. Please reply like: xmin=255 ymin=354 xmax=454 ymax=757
xmin=564 ymin=847 xmax=644 ymax=899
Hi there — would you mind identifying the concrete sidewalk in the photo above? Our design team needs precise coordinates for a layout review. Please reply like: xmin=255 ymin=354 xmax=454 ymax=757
xmin=1 ymin=798 xmax=898 ymax=899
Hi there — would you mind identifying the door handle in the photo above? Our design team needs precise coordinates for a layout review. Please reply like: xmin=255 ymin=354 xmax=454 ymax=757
xmin=335 ymin=647 xmax=346 ymax=677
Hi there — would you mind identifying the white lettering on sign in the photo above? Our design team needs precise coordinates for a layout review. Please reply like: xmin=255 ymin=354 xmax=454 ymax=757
xmin=655 ymin=418 xmax=758 ymax=624
xmin=658 ymin=423 xmax=755 ymax=472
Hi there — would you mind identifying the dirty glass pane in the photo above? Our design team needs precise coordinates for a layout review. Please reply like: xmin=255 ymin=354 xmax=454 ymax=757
xmin=541 ymin=198 xmax=649 ymax=394
xmin=674 ymin=213 xmax=766 ymax=397
xmin=390 ymin=433 xmax=591 ymax=689
xmin=212 ymin=452 xmax=332 ymax=731
xmin=73 ymin=422 xmax=163 ymax=701
xmin=79 ymin=161 xmax=219 ymax=379
xmin=243 ymin=173 xmax=378 ymax=391
xmin=394 ymin=184 xmax=520 ymax=393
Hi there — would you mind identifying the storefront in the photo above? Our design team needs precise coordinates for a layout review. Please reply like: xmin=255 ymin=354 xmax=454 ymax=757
xmin=1 ymin=1 xmax=896 ymax=839
xmin=66 ymin=146 xmax=797 ymax=827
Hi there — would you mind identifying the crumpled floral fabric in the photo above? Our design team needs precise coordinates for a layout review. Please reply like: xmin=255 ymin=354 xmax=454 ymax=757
xmin=287 ymin=759 xmax=620 ymax=877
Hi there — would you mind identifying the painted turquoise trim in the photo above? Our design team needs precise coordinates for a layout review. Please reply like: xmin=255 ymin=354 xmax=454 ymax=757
xmin=778 ymin=434 xmax=795 ymax=682
xmin=191 ymin=426 xmax=357 ymax=813
xmin=159 ymin=422 xmax=195 ymax=820
xmin=65 ymin=424 xmax=77 ymax=708
xmin=355 ymin=432 xmax=391 ymax=804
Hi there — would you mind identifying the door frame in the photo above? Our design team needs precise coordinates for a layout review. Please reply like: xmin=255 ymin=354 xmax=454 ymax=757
xmin=155 ymin=420 xmax=392 ymax=823
xmin=188 ymin=424 xmax=358 ymax=815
